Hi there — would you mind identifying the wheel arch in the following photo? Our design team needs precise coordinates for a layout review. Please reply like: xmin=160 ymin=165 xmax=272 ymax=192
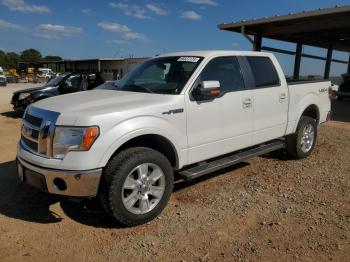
xmin=292 ymin=103 xmax=320 ymax=133
xmin=300 ymin=104 xmax=320 ymax=124
xmin=99 ymin=132 xmax=180 ymax=170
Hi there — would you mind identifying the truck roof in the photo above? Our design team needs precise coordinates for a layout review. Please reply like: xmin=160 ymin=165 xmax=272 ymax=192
xmin=158 ymin=50 xmax=273 ymax=58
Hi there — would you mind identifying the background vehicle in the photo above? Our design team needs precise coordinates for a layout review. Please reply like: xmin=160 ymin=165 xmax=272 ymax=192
xmin=37 ymin=68 xmax=55 ymax=82
xmin=11 ymin=72 xmax=105 ymax=111
xmin=0 ymin=66 xmax=7 ymax=86
xmin=337 ymin=74 xmax=350 ymax=100
xmin=5 ymin=68 xmax=20 ymax=83
xmin=16 ymin=51 xmax=331 ymax=226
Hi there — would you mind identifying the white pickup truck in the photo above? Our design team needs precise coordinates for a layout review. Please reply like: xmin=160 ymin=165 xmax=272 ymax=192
xmin=17 ymin=51 xmax=331 ymax=226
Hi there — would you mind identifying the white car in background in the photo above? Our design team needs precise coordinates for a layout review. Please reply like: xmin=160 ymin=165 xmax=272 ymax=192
xmin=38 ymin=68 xmax=55 ymax=82
xmin=0 ymin=66 xmax=7 ymax=86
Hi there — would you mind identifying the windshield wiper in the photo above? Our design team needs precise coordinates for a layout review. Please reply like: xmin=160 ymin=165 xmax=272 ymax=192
xmin=123 ymin=84 xmax=154 ymax=93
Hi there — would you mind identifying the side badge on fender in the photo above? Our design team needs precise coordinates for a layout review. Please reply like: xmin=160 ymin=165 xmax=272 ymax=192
xmin=162 ymin=108 xmax=184 ymax=115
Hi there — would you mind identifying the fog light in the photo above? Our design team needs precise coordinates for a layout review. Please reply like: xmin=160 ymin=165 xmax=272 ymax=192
xmin=53 ymin=178 xmax=67 ymax=191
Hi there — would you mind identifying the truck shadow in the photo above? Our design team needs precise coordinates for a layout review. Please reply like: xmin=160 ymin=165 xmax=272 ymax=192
xmin=0 ymin=160 xmax=118 ymax=227
xmin=259 ymin=149 xmax=292 ymax=161
xmin=0 ymin=160 xmax=62 ymax=224
xmin=0 ymin=160 xmax=253 ymax=228
xmin=60 ymin=162 xmax=252 ymax=228
xmin=173 ymin=162 xmax=250 ymax=192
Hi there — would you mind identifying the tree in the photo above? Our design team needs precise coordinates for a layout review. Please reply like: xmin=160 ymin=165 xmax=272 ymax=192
xmin=0 ymin=48 xmax=62 ymax=69
xmin=4 ymin=52 xmax=20 ymax=69
xmin=20 ymin=48 xmax=42 ymax=63
xmin=43 ymin=55 xmax=63 ymax=61
xmin=0 ymin=50 xmax=5 ymax=67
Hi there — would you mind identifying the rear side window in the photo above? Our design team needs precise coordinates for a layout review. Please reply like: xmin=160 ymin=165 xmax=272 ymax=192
xmin=246 ymin=56 xmax=280 ymax=88
xmin=200 ymin=56 xmax=244 ymax=93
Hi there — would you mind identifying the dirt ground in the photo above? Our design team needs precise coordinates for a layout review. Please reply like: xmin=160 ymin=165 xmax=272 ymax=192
xmin=0 ymin=84 xmax=349 ymax=262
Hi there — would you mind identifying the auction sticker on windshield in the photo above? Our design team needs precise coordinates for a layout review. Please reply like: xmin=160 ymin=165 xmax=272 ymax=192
xmin=177 ymin=57 xmax=200 ymax=63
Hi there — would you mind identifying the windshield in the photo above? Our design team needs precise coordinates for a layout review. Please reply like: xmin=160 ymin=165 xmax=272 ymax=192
xmin=97 ymin=56 xmax=203 ymax=94
xmin=44 ymin=73 xmax=69 ymax=86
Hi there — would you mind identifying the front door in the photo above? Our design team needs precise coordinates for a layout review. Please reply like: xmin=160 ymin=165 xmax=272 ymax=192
xmin=185 ymin=56 xmax=254 ymax=164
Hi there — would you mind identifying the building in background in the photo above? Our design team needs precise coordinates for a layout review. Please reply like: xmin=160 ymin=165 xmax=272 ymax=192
xmin=39 ymin=57 xmax=149 ymax=81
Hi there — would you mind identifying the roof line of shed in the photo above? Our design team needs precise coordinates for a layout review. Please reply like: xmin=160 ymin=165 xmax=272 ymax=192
xmin=218 ymin=5 xmax=350 ymax=30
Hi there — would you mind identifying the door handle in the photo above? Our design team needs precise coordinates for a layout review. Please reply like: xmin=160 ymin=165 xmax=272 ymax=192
xmin=279 ymin=93 xmax=286 ymax=102
xmin=242 ymin=98 xmax=252 ymax=108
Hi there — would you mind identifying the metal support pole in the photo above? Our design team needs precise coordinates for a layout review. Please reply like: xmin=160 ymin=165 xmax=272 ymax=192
xmin=253 ymin=35 xmax=262 ymax=51
xmin=293 ymin=43 xmax=303 ymax=80
xmin=347 ymin=54 xmax=350 ymax=75
xmin=324 ymin=46 xmax=333 ymax=79
xmin=97 ymin=60 xmax=101 ymax=73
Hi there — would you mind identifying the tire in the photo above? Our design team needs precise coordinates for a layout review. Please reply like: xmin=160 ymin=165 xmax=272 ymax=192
xmin=99 ymin=147 xmax=174 ymax=226
xmin=285 ymin=116 xmax=317 ymax=159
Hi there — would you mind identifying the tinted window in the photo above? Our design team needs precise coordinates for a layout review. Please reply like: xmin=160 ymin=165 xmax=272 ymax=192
xmin=60 ymin=74 xmax=82 ymax=93
xmin=97 ymin=56 xmax=203 ymax=94
xmin=200 ymin=57 xmax=244 ymax=93
xmin=246 ymin=56 xmax=280 ymax=88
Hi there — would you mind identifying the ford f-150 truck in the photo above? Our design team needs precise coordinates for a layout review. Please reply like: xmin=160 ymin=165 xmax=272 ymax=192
xmin=16 ymin=51 xmax=331 ymax=226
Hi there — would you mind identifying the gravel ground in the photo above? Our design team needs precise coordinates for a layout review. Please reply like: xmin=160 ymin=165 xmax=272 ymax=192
xmin=0 ymin=84 xmax=349 ymax=261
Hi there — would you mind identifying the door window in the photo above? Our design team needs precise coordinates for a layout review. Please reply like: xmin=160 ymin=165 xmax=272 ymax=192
xmin=61 ymin=74 xmax=82 ymax=93
xmin=200 ymin=57 xmax=244 ymax=93
xmin=246 ymin=56 xmax=280 ymax=88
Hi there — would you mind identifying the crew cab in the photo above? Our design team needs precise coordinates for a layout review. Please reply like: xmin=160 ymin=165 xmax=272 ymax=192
xmin=11 ymin=72 xmax=104 ymax=111
xmin=16 ymin=51 xmax=331 ymax=226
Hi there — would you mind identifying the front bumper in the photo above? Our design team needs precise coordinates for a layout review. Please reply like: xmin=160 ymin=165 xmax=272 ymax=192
xmin=16 ymin=156 xmax=102 ymax=198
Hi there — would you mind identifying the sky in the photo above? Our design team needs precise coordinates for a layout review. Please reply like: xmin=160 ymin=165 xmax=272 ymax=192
xmin=0 ymin=0 xmax=350 ymax=76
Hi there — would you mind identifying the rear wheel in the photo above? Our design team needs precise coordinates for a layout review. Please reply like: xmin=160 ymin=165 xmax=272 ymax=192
xmin=99 ymin=147 xmax=173 ymax=226
xmin=286 ymin=116 xmax=317 ymax=159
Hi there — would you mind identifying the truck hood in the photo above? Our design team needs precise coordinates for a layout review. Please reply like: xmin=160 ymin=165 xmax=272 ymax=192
xmin=33 ymin=89 xmax=180 ymax=125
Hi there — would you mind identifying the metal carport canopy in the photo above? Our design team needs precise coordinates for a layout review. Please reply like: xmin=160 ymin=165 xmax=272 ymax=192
xmin=217 ymin=5 xmax=350 ymax=79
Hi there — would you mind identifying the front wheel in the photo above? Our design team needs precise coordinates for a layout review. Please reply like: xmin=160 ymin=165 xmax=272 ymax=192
xmin=99 ymin=147 xmax=174 ymax=226
xmin=285 ymin=116 xmax=317 ymax=159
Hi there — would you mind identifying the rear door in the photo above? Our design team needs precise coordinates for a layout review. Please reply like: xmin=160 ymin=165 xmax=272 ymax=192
xmin=244 ymin=56 xmax=288 ymax=145
xmin=186 ymin=56 xmax=253 ymax=164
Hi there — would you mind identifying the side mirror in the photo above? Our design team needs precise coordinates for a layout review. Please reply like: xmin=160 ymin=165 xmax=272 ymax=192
xmin=192 ymin=80 xmax=221 ymax=101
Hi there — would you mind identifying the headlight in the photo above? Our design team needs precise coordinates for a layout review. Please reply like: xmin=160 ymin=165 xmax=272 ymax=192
xmin=19 ymin=93 xmax=30 ymax=100
xmin=53 ymin=126 xmax=99 ymax=159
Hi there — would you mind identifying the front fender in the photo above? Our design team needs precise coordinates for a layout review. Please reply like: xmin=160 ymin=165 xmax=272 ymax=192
xmin=97 ymin=116 xmax=186 ymax=168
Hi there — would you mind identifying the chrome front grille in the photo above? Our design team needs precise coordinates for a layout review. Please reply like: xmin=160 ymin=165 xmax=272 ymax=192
xmin=20 ymin=107 xmax=60 ymax=158
xmin=21 ymin=119 xmax=40 ymax=152
xmin=24 ymin=113 xmax=42 ymax=127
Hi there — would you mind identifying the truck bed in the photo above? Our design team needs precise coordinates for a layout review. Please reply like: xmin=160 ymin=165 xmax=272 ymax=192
xmin=285 ymin=79 xmax=331 ymax=135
